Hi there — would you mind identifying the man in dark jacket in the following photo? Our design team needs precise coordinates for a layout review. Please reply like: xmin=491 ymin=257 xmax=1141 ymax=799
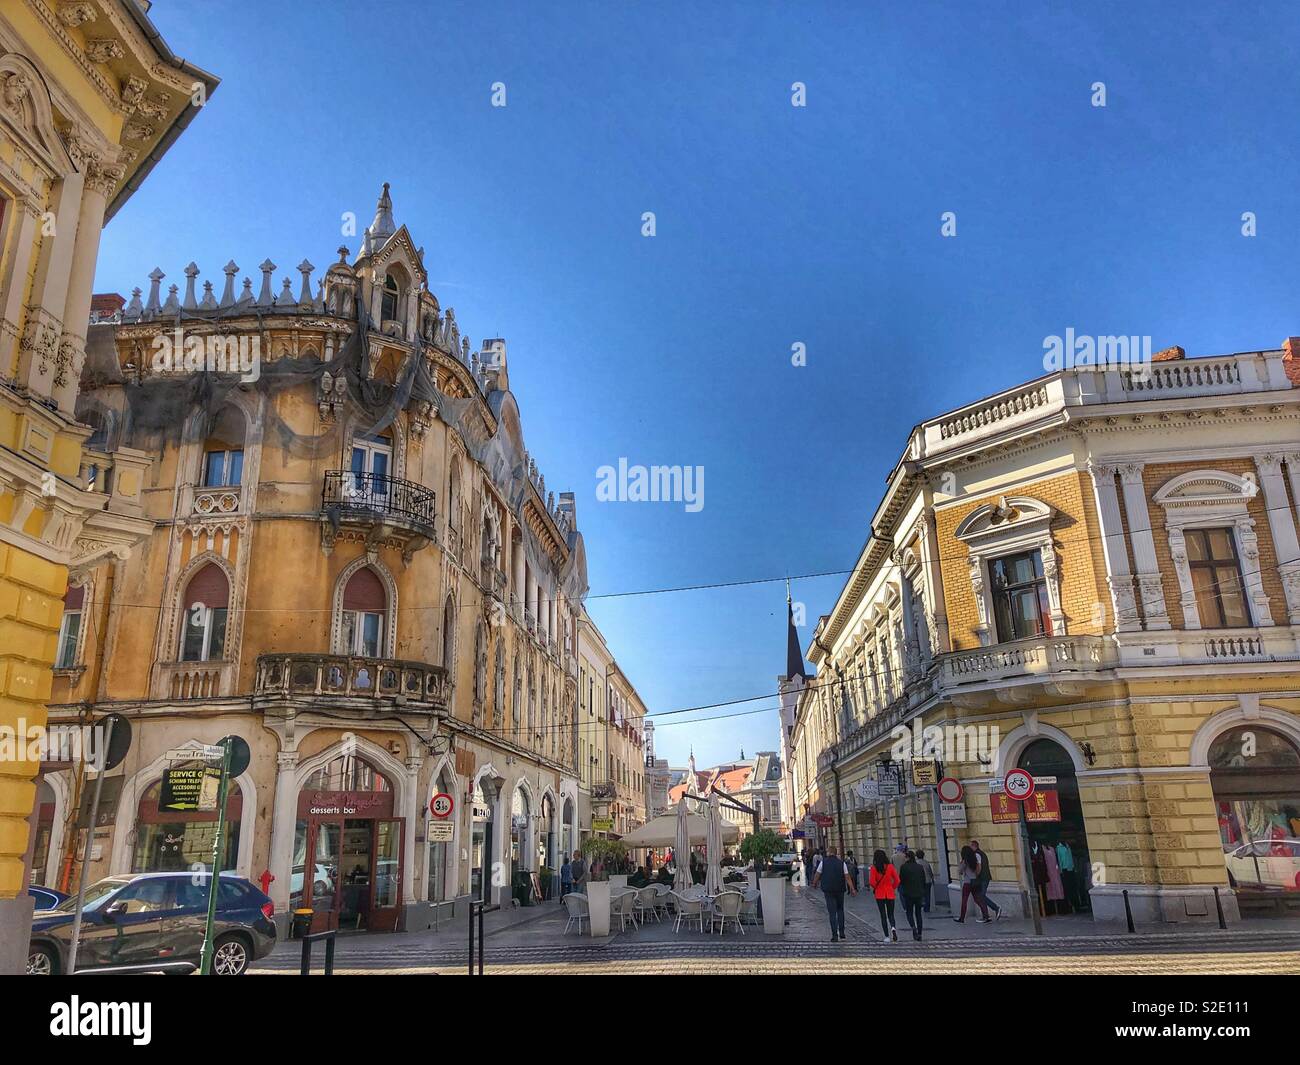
xmin=970 ymin=840 xmax=1002 ymax=922
xmin=898 ymin=850 xmax=927 ymax=940
xmin=811 ymin=846 xmax=856 ymax=942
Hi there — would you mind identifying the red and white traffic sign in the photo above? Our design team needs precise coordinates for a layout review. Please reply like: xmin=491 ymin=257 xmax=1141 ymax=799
xmin=936 ymin=777 xmax=964 ymax=804
xmin=430 ymin=792 xmax=454 ymax=818
xmin=1003 ymin=768 xmax=1036 ymax=802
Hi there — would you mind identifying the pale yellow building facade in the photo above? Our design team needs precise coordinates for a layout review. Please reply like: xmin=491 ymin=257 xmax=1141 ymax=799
xmin=0 ymin=0 xmax=216 ymax=972
xmin=790 ymin=345 xmax=1300 ymax=924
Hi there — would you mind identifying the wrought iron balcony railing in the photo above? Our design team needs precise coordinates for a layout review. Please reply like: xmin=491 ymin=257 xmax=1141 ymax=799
xmin=322 ymin=470 xmax=437 ymax=532
xmin=255 ymin=652 xmax=449 ymax=709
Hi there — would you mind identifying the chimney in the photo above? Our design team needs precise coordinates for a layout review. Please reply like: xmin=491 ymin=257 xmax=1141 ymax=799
xmin=1152 ymin=345 xmax=1185 ymax=362
xmin=1284 ymin=338 xmax=1300 ymax=385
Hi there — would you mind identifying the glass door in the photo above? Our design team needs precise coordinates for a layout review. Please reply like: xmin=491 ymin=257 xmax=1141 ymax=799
xmin=309 ymin=821 xmax=341 ymax=934
xmin=339 ymin=819 xmax=373 ymax=930
xmin=370 ymin=819 xmax=403 ymax=932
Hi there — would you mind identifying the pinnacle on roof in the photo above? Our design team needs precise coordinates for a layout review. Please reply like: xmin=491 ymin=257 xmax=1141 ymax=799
xmin=364 ymin=181 xmax=397 ymax=252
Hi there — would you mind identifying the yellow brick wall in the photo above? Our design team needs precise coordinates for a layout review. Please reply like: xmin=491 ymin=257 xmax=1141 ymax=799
xmin=0 ymin=542 xmax=67 ymax=898
xmin=936 ymin=471 xmax=1109 ymax=650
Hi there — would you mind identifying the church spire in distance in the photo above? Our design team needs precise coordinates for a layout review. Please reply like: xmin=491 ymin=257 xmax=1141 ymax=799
xmin=785 ymin=579 xmax=808 ymax=681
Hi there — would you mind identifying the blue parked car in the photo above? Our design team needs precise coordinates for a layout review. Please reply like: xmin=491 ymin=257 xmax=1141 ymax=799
xmin=27 ymin=871 xmax=276 ymax=976
xmin=28 ymin=886 xmax=69 ymax=911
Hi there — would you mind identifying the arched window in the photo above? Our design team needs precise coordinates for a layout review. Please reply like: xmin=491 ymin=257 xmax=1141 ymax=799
xmin=340 ymin=567 xmax=386 ymax=657
xmin=55 ymin=582 xmax=85 ymax=669
xmin=381 ymin=273 xmax=401 ymax=322
xmin=448 ymin=459 xmax=462 ymax=535
xmin=302 ymin=752 xmax=392 ymax=792
xmin=511 ymin=786 xmax=531 ymax=877
xmin=473 ymin=621 xmax=487 ymax=714
xmin=180 ymin=563 xmax=229 ymax=662
xmin=512 ymin=655 xmax=522 ymax=736
xmin=201 ymin=405 xmax=245 ymax=488
xmin=1209 ymin=726 xmax=1300 ymax=907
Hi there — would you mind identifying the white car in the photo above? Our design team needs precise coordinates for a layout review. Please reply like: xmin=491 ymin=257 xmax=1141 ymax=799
xmin=1224 ymin=838 xmax=1300 ymax=891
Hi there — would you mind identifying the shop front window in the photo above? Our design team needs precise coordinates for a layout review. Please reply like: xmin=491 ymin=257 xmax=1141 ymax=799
xmin=1210 ymin=726 xmax=1300 ymax=909
xmin=132 ymin=779 xmax=241 ymax=873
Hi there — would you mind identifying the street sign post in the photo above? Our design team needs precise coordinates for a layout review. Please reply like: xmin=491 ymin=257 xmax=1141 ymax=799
xmin=430 ymin=792 xmax=454 ymax=819
xmin=936 ymin=777 xmax=964 ymax=804
xmin=199 ymin=737 xmax=235 ymax=975
xmin=940 ymin=802 xmax=967 ymax=828
xmin=1003 ymin=768 xmax=1036 ymax=802
xmin=68 ymin=714 xmax=116 ymax=975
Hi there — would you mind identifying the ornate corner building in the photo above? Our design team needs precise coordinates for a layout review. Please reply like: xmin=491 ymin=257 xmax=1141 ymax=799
xmin=33 ymin=180 xmax=651 ymax=935
xmin=0 ymin=0 xmax=218 ymax=973
xmin=787 ymin=345 xmax=1300 ymax=925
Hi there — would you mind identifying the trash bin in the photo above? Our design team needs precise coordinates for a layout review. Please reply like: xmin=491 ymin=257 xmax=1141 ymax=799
xmin=291 ymin=909 xmax=313 ymax=939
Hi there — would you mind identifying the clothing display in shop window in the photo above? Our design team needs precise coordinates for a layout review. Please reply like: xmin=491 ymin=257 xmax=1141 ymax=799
xmin=1042 ymin=845 xmax=1065 ymax=901
xmin=1055 ymin=841 xmax=1074 ymax=873
xmin=1029 ymin=840 xmax=1048 ymax=887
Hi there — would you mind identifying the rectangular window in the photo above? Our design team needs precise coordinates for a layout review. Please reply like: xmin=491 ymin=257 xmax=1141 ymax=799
xmin=181 ymin=605 xmax=228 ymax=661
xmin=203 ymin=449 xmax=243 ymax=487
xmin=55 ymin=610 xmax=81 ymax=669
xmin=990 ymin=549 xmax=1052 ymax=641
xmin=1186 ymin=527 xmax=1250 ymax=628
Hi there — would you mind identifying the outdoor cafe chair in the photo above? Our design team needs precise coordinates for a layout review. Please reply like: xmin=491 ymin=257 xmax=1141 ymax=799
xmin=709 ymin=890 xmax=745 ymax=935
xmin=740 ymin=888 xmax=760 ymax=925
xmin=650 ymin=883 xmax=672 ymax=917
xmin=611 ymin=889 xmax=640 ymax=932
xmin=562 ymin=892 xmax=589 ymax=936
xmin=634 ymin=886 xmax=662 ymax=923
xmin=670 ymin=890 xmax=706 ymax=933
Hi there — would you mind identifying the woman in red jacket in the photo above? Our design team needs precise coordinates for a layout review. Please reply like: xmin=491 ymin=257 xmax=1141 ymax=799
xmin=869 ymin=849 xmax=901 ymax=942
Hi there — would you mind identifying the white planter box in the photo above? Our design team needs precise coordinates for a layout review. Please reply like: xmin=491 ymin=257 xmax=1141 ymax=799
xmin=760 ymin=876 xmax=786 ymax=935
xmin=588 ymin=881 xmax=611 ymax=937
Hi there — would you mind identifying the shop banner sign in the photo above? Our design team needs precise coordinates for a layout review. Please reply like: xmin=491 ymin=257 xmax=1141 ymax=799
xmin=854 ymin=811 xmax=875 ymax=825
xmin=592 ymin=818 xmax=614 ymax=832
xmin=911 ymin=759 xmax=939 ymax=787
xmin=160 ymin=765 xmax=220 ymax=812
xmin=855 ymin=778 xmax=880 ymax=801
xmin=940 ymin=802 xmax=967 ymax=828
xmin=1022 ymin=788 xmax=1061 ymax=823
xmin=876 ymin=766 xmax=903 ymax=796
xmin=989 ymin=790 xmax=1020 ymax=824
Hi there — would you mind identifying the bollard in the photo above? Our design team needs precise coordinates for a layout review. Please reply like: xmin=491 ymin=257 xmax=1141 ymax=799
xmin=324 ymin=933 xmax=335 ymax=976
xmin=478 ymin=900 xmax=485 ymax=975
xmin=1213 ymin=886 xmax=1227 ymax=930
xmin=467 ymin=900 xmax=475 ymax=975
xmin=300 ymin=934 xmax=311 ymax=976
xmin=1122 ymin=888 xmax=1135 ymax=933
xmin=299 ymin=930 xmax=337 ymax=975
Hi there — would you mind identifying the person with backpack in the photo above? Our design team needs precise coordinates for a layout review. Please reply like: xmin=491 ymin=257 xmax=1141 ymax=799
xmin=844 ymin=850 xmax=860 ymax=892
xmin=970 ymin=839 xmax=1002 ymax=922
xmin=811 ymin=845 xmax=857 ymax=942
xmin=898 ymin=850 xmax=926 ymax=940
xmin=869 ymin=848 xmax=901 ymax=942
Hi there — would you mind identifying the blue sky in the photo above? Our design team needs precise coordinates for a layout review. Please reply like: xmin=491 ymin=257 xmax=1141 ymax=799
xmin=96 ymin=1 xmax=1300 ymax=768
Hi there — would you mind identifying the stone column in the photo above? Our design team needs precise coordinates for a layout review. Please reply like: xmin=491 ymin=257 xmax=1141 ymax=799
xmin=1087 ymin=463 xmax=1141 ymax=630
xmin=266 ymin=750 xmax=300 ymax=923
xmin=1117 ymin=463 xmax=1171 ymax=629
xmin=53 ymin=157 xmax=115 ymax=412
xmin=0 ymin=197 xmax=41 ymax=373
xmin=402 ymin=757 xmax=420 ymax=908
xmin=1256 ymin=454 xmax=1300 ymax=623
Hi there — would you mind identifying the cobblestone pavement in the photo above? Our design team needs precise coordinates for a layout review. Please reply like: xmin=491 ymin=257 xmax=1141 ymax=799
xmin=254 ymin=885 xmax=1300 ymax=975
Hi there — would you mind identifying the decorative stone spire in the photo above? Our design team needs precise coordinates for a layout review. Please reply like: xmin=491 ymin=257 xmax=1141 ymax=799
xmin=238 ymin=277 xmax=254 ymax=306
xmin=276 ymin=276 xmax=294 ymax=306
xmin=368 ymin=181 xmax=396 ymax=246
xmin=257 ymin=259 xmax=275 ymax=306
xmin=124 ymin=287 xmax=143 ymax=321
xmin=199 ymin=281 xmax=217 ymax=310
xmin=314 ymin=279 xmax=325 ymax=312
xmin=182 ymin=262 xmax=199 ymax=310
xmin=161 ymin=283 xmax=180 ymax=315
xmin=144 ymin=267 xmax=164 ymax=315
xmin=297 ymin=260 xmax=314 ymax=307
xmin=220 ymin=260 xmax=238 ymax=308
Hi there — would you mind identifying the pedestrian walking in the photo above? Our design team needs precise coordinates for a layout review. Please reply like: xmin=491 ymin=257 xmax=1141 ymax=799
xmin=869 ymin=848 xmax=901 ymax=943
xmin=560 ymin=853 xmax=573 ymax=899
xmin=970 ymin=839 xmax=1002 ymax=923
xmin=898 ymin=850 xmax=926 ymax=940
xmin=570 ymin=850 xmax=587 ymax=894
xmin=891 ymin=843 xmax=908 ymax=873
xmin=845 ymin=850 xmax=859 ymax=892
xmin=812 ymin=845 xmax=856 ymax=942
xmin=952 ymin=845 xmax=989 ymax=923
xmin=915 ymin=849 xmax=935 ymax=913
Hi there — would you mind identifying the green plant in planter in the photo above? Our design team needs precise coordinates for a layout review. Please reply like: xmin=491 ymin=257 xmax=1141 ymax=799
xmin=582 ymin=838 xmax=627 ymax=880
xmin=740 ymin=828 xmax=785 ymax=877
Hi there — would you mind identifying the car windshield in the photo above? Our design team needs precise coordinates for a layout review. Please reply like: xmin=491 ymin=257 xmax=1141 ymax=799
xmin=54 ymin=878 xmax=129 ymax=913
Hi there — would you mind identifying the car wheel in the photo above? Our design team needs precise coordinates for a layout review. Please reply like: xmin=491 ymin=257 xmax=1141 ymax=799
xmin=27 ymin=945 xmax=57 ymax=976
xmin=212 ymin=934 xmax=250 ymax=976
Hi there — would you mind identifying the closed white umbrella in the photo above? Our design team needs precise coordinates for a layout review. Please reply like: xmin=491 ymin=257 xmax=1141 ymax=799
xmin=673 ymin=797 xmax=692 ymax=892
xmin=705 ymin=793 xmax=723 ymax=895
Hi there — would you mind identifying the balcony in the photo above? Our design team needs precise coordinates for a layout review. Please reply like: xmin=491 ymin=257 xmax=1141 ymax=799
xmin=154 ymin=660 xmax=237 ymax=701
xmin=590 ymin=780 xmax=617 ymax=801
xmin=254 ymin=652 xmax=449 ymax=715
xmin=321 ymin=471 xmax=436 ymax=562
xmin=1114 ymin=624 xmax=1300 ymax=670
xmin=936 ymin=633 xmax=1116 ymax=709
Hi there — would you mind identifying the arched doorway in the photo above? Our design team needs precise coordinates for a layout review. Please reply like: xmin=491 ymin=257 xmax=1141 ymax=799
xmin=1018 ymin=738 xmax=1091 ymax=916
xmin=511 ymin=786 xmax=531 ymax=888
xmin=426 ymin=768 xmax=455 ymax=905
xmin=29 ymin=780 xmax=57 ymax=886
xmin=292 ymin=752 xmax=400 ymax=933
xmin=540 ymin=795 xmax=556 ymax=887
xmin=1209 ymin=726 xmax=1300 ymax=915
xmin=561 ymin=797 xmax=575 ymax=867
xmin=133 ymin=778 xmax=243 ymax=873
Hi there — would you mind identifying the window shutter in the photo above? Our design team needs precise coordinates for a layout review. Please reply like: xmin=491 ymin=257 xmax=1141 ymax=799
xmin=184 ymin=564 xmax=229 ymax=609
xmin=64 ymin=584 xmax=85 ymax=611
xmin=343 ymin=567 xmax=386 ymax=612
